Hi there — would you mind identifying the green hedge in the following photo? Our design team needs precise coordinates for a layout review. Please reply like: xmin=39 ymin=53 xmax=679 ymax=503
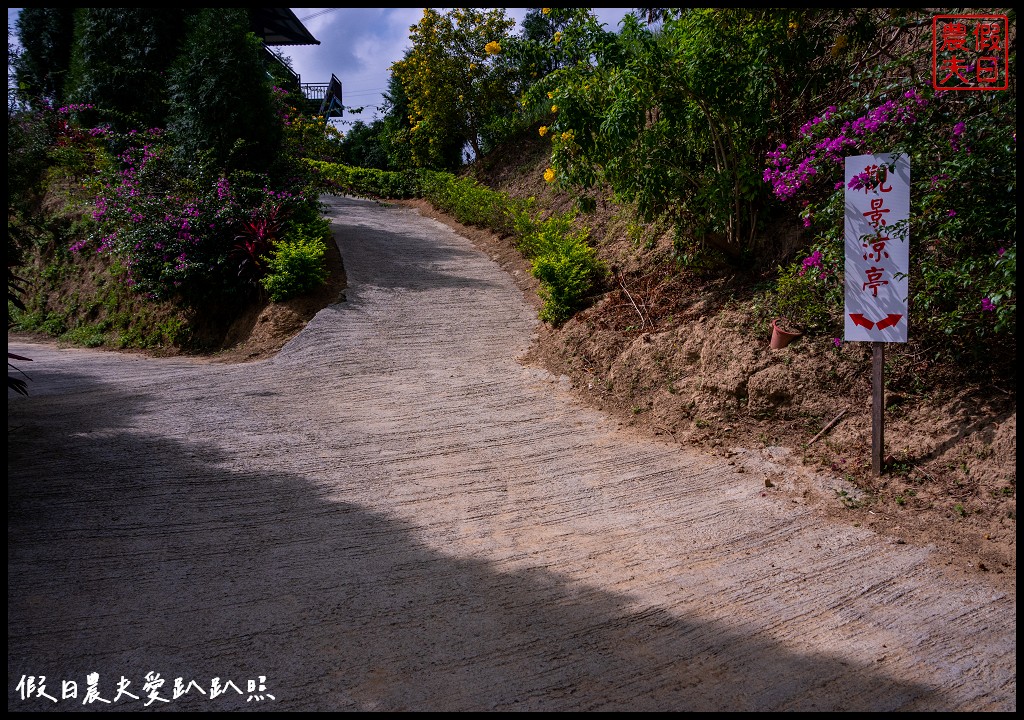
xmin=305 ymin=160 xmax=420 ymax=199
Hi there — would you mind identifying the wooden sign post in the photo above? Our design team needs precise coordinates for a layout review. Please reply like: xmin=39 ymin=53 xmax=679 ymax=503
xmin=872 ymin=342 xmax=884 ymax=476
xmin=844 ymin=153 xmax=910 ymax=476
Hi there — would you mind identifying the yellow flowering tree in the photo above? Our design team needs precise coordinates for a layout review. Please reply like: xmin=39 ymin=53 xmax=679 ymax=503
xmin=498 ymin=7 xmax=594 ymax=99
xmin=390 ymin=8 xmax=516 ymax=169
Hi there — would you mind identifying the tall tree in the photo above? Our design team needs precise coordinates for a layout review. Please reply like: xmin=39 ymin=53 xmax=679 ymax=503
xmin=166 ymin=8 xmax=282 ymax=173
xmin=507 ymin=7 xmax=590 ymax=80
xmin=12 ymin=8 xmax=76 ymax=107
xmin=390 ymin=8 xmax=516 ymax=169
xmin=64 ymin=8 xmax=192 ymax=131
xmin=539 ymin=8 xmax=848 ymax=260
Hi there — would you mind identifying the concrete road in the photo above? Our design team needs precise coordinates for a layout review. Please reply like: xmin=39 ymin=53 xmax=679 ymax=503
xmin=7 ymin=195 xmax=1015 ymax=711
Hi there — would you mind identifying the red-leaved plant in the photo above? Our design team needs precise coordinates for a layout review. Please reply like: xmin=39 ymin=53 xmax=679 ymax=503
xmin=231 ymin=203 xmax=286 ymax=283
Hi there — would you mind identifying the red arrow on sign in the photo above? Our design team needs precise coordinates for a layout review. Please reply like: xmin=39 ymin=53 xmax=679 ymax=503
xmin=849 ymin=313 xmax=875 ymax=329
xmin=849 ymin=313 xmax=903 ymax=330
xmin=875 ymin=314 xmax=903 ymax=330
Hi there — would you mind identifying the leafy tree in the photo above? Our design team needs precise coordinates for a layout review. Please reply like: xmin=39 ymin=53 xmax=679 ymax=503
xmin=12 ymin=8 xmax=76 ymax=107
xmin=339 ymin=120 xmax=391 ymax=170
xmin=500 ymin=7 xmax=588 ymax=92
xmin=64 ymin=8 xmax=193 ymax=131
xmin=375 ymin=71 xmax=415 ymax=170
xmin=15 ymin=8 xmax=291 ymax=173
xmin=7 ymin=94 xmax=52 ymax=215
xmin=390 ymin=8 xmax=516 ymax=169
xmin=339 ymin=74 xmax=415 ymax=171
xmin=535 ymin=8 xmax=848 ymax=263
xmin=166 ymin=8 xmax=282 ymax=173
xmin=630 ymin=8 xmax=683 ymax=25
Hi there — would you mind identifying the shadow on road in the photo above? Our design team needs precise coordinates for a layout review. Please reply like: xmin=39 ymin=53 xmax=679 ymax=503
xmin=8 ymin=369 xmax=943 ymax=712
xmin=330 ymin=203 xmax=503 ymax=294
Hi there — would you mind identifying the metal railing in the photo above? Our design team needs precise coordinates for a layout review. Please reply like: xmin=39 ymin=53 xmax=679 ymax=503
xmin=305 ymin=74 xmax=342 ymax=118
xmin=301 ymin=84 xmax=330 ymax=101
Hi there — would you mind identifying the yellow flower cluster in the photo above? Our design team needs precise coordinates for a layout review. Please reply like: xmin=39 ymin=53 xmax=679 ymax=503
xmin=560 ymin=130 xmax=574 ymax=142
xmin=542 ymin=8 xmax=550 ymax=15
xmin=553 ymin=31 xmax=562 ymax=45
xmin=485 ymin=40 xmax=501 ymax=55
xmin=539 ymin=125 xmax=548 ymax=137
xmin=543 ymin=167 xmax=556 ymax=183
xmin=551 ymin=105 xmax=558 ymax=113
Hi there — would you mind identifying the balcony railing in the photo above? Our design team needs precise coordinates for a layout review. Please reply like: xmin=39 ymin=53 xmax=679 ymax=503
xmin=264 ymin=47 xmax=342 ymax=119
xmin=304 ymin=74 xmax=343 ymax=119
xmin=301 ymin=84 xmax=329 ymax=101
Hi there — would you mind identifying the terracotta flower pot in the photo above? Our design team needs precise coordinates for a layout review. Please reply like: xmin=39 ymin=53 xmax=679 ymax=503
xmin=770 ymin=317 xmax=802 ymax=349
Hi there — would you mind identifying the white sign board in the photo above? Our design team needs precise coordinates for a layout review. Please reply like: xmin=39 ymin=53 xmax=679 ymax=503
xmin=844 ymin=153 xmax=910 ymax=342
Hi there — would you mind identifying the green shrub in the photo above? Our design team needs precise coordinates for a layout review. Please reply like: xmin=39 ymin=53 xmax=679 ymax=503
xmin=60 ymin=324 xmax=106 ymax=347
xmin=8 ymin=304 xmax=44 ymax=332
xmin=515 ymin=212 xmax=576 ymax=259
xmin=418 ymin=170 xmax=526 ymax=235
xmin=259 ymin=224 xmax=329 ymax=302
xmin=40 ymin=311 xmax=69 ymax=336
xmin=529 ymin=223 xmax=605 ymax=326
xmin=764 ymin=241 xmax=843 ymax=335
xmin=154 ymin=316 xmax=187 ymax=346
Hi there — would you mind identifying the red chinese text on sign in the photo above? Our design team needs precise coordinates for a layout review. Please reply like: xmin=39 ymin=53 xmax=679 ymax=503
xmin=844 ymin=154 xmax=910 ymax=343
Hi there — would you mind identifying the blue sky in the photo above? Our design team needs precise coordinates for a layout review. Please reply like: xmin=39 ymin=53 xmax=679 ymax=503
xmin=9 ymin=8 xmax=634 ymax=126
